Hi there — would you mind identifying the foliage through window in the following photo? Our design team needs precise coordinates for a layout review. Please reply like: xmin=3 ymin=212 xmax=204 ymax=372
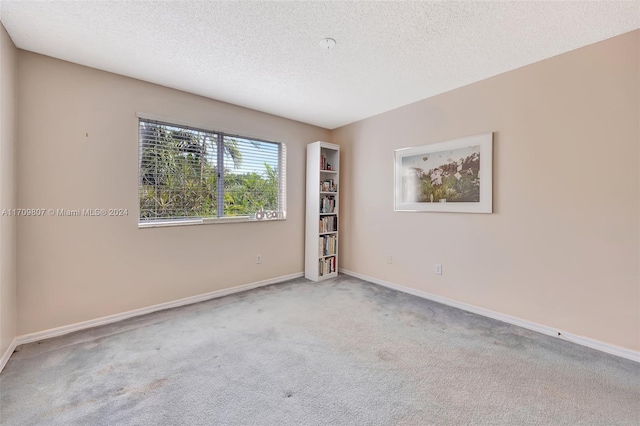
xmin=139 ymin=119 xmax=286 ymax=225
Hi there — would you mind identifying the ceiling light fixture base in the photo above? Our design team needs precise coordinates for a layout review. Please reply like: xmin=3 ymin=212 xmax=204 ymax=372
xmin=319 ymin=38 xmax=337 ymax=51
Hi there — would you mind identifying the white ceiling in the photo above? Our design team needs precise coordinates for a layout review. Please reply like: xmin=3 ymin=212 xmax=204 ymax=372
xmin=1 ymin=1 xmax=639 ymax=129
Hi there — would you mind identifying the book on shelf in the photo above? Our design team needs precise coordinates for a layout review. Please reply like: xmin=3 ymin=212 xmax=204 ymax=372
xmin=320 ymin=179 xmax=337 ymax=192
xmin=318 ymin=256 xmax=337 ymax=276
xmin=320 ymin=195 xmax=336 ymax=213
xmin=320 ymin=154 xmax=334 ymax=171
xmin=318 ymin=215 xmax=338 ymax=233
xmin=318 ymin=235 xmax=337 ymax=257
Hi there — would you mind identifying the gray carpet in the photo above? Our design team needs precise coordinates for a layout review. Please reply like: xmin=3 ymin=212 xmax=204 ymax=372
xmin=1 ymin=275 xmax=639 ymax=425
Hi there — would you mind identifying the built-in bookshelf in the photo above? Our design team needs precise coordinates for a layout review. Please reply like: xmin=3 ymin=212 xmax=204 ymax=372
xmin=305 ymin=141 xmax=339 ymax=281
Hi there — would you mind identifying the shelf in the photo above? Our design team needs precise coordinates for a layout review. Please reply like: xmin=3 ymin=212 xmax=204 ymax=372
xmin=317 ymin=272 xmax=338 ymax=281
xmin=306 ymin=141 xmax=340 ymax=282
xmin=319 ymin=254 xmax=337 ymax=259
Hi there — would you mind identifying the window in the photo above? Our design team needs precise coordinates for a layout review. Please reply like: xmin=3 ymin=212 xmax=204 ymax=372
xmin=138 ymin=118 xmax=286 ymax=227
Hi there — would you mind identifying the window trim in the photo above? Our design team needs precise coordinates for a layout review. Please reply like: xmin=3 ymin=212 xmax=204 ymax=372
xmin=136 ymin=112 xmax=287 ymax=228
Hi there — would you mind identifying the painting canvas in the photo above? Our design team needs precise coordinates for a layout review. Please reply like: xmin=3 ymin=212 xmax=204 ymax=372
xmin=394 ymin=133 xmax=493 ymax=213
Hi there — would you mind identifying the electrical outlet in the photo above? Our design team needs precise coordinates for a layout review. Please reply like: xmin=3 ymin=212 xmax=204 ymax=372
xmin=435 ymin=264 xmax=442 ymax=275
xmin=256 ymin=254 xmax=262 ymax=264
xmin=386 ymin=256 xmax=393 ymax=264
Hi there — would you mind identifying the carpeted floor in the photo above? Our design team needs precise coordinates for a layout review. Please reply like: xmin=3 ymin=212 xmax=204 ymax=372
xmin=1 ymin=274 xmax=639 ymax=425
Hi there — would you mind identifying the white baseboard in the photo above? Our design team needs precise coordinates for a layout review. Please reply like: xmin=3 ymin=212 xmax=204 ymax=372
xmin=340 ymin=268 xmax=640 ymax=363
xmin=0 ymin=337 xmax=17 ymax=373
xmin=15 ymin=272 xmax=304 ymax=347
xmin=7 ymin=269 xmax=638 ymax=368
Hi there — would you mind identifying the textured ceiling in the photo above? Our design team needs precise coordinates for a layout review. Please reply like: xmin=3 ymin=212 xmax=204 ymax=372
xmin=1 ymin=1 xmax=639 ymax=129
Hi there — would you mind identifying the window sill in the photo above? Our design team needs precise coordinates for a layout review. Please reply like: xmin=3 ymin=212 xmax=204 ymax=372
xmin=138 ymin=216 xmax=286 ymax=229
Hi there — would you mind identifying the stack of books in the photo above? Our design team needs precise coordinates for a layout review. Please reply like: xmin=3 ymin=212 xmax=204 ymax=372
xmin=321 ymin=179 xmax=337 ymax=192
xmin=319 ymin=216 xmax=337 ymax=233
xmin=319 ymin=256 xmax=337 ymax=276
xmin=320 ymin=195 xmax=335 ymax=213
xmin=319 ymin=235 xmax=337 ymax=256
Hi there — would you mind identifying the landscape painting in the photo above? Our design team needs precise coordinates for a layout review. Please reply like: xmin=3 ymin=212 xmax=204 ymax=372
xmin=394 ymin=133 xmax=493 ymax=213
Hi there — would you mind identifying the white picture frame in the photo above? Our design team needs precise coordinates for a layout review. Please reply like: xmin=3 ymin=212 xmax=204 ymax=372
xmin=394 ymin=133 xmax=493 ymax=213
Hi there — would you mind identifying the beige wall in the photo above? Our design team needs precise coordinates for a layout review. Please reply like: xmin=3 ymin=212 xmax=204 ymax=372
xmin=0 ymin=23 xmax=17 ymax=356
xmin=10 ymin=29 xmax=640 ymax=354
xmin=333 ymin=31 xmax=640 ymax=351
xmin=16 ymin=51 xmax=331 ymax=335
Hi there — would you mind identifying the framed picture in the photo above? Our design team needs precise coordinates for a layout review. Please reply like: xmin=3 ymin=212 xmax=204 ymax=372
xmin=394 ymin=133 xmax=493 ymax=213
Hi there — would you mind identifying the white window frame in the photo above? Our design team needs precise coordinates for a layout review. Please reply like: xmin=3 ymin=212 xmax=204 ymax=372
xmin=137 ymin=113 xmax=286 ymax=228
